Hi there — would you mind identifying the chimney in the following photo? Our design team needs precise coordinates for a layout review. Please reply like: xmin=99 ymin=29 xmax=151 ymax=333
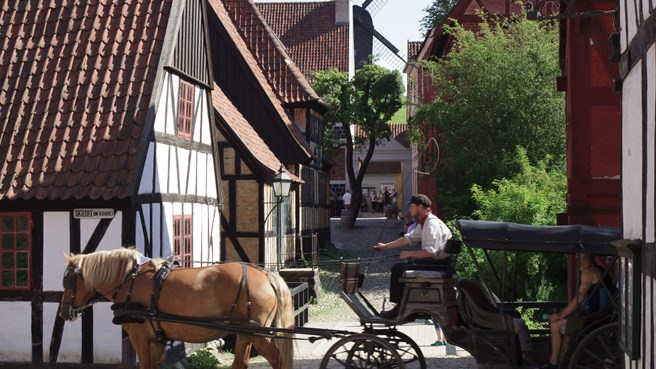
xmin=335 ymin=0 xmax=349 ymax=25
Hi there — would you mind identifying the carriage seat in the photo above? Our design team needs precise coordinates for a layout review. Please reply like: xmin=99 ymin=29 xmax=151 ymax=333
xmin=455 ymin=279 xmax=515 ymax=332
xmin=455 ymin=279 xmax=521 ymax=365
xmin=402 ymin=239 xmax=462 ymax=280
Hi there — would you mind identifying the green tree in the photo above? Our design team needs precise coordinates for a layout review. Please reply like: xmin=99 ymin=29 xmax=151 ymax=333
xmin=471 ymin=147 xmax=566 ymax=225
xmin=313 ymin=64 xmax=404 ymax=224
xmin=413 ymin=14 xmax=565 ymax=219
xmin=420 ymin=0 xmax=459 ymax=37
xmin=459 ymin=148 xmax=568 ymax=309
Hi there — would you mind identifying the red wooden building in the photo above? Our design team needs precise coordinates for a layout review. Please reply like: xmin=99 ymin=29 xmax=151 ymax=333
xmin=548 ymin=0 xmax=621 ymax=228
xmin=405 ymin=0 xmax=522 ymax=205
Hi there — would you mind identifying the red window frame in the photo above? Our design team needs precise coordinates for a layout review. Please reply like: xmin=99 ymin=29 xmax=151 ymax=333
xmin=173 ymin=215 xmax=192 ymax=267
xmin=0 ymin=213 xmax=31 ymax=290
xmin=177 ymin=80 xmax=194 ymax=139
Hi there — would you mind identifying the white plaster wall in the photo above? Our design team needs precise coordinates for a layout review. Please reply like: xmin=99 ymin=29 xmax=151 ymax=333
xmin=646 ymin=47 xmax=656 ymax=243
xmin=162 ymin=202 xmax=173 ymax=258
xmin=43 ymin=212 xmax=71 ymax=291
xmin=621 ymin=0 xmax=638 ymax=52
xmin=643 ymin=276 xmax=654 ymax=369
xmin=42 ymin=302 xmax=122 ymax=363
xmin=196 ymin=85 xmax=212 ymax=146
xmin=43 ymin=302 xmax=79 ymax=363
xmin=139 ymin=143 xmax=156 ymax=194
xmin=153 ymin=72 xmax=176 ymax=136
xmin=92 ymin=303 xmax=123 ymax=363
xmin=0 ymin=302 xmax=32 ymax=361
xmin=80 ymin=213 xmax=122 ymax=252
xmin=621 ymin=61 xmax=643 ymax=240
xmin=642 ymin=0 xmax=651 ymax=32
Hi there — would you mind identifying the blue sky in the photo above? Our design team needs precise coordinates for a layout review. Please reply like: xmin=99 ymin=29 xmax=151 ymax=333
xmin=367 ymin=0 xmax=434 ymax=54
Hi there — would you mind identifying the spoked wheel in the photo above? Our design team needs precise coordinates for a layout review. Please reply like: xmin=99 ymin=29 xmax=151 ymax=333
xmin=364 ymin=329 xmax=425 ymax=369
xmin=319 ymin=333 xmax=406 ymax=369
xmin=568 ymin=322 xmax=623 ymax=369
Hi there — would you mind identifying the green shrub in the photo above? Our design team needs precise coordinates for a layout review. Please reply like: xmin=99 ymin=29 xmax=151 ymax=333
xmin=181 ymin=348 xmax=221 ymax=369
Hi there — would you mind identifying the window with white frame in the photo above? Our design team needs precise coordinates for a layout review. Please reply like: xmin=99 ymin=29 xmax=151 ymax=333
xmin=173 ymin=215 xmax=193 ymax=267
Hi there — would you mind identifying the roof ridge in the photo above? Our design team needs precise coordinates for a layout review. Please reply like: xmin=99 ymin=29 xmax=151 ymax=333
xmin=207 ymin=0 xmax=313 ymax=158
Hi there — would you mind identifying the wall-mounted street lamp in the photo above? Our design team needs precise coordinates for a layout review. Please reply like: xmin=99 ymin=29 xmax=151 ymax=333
xmin=272 ymin=165 xmax=293 ymax=199
xmin=273 ymin=165 xmax=292 ymax=270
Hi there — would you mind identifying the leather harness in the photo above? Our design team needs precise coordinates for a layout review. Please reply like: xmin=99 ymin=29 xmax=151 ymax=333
xmin=111 ymin=259 xmax=255 ymax=345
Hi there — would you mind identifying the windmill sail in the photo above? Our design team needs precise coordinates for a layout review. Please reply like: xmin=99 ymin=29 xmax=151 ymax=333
xmin=354 ymin=0 xmax=407 ymax=71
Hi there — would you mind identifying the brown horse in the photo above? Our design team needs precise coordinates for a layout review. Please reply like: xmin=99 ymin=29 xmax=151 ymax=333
xmin=59 ymin=248 xmax=294 ymax=369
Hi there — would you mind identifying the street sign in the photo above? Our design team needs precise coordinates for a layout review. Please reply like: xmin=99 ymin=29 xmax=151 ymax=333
xmin=73 ymin=208 xmax=115 ymax=219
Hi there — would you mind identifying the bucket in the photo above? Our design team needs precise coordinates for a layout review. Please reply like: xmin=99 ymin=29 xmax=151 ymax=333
xmin=340 ymin=209 xmax=355 ymax=227
xmin=340 ymin=261 xmax=363 ymax=294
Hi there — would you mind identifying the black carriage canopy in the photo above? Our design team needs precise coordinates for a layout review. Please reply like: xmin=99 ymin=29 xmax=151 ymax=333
xmin=456 ymin=220 xmax=620 ymax=256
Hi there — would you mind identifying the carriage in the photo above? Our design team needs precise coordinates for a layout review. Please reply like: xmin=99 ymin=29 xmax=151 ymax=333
xmin=321 ymin=220 xmax=623 ymax=369
xmin=59 ymin=220 xmax=624 ymax=369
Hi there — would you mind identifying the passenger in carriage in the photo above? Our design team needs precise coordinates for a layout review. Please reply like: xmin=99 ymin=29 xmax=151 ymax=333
xmin=373 ymin=194 xmax=452 ymax=319
xmin=540 ymin=253 xmax=614 ymax=369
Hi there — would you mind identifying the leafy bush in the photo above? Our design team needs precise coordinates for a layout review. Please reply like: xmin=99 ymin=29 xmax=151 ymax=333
xmin=181 ymin=348 xmax=221 ymax=369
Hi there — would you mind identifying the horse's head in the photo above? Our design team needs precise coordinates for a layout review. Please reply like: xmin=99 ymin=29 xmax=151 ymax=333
xmin=59 ymin=254 xmax=101 ymax=321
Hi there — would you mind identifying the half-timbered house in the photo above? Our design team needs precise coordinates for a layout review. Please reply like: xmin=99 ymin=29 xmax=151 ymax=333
xmin=207 ymin=0 xmax=330 ymax=267
xmin=614 ymin=0 xmax=656 ymax=366
xmin=0 ymin=0 xmax=221 ymax=365
xmin=255 ymin=0 xmax=354 ymax=212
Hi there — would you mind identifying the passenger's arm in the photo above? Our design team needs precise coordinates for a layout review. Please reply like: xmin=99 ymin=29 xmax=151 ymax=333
xmin=550 ymin=269 xmax=594 ymax=321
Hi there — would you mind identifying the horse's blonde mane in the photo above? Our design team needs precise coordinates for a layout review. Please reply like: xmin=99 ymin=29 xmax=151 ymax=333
xmin=71 ymin=248 xmax=140 ymax=290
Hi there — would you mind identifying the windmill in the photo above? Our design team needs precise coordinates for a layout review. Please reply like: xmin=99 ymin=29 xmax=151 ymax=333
xmin=353 ymin=0 xmax=408 ymax=71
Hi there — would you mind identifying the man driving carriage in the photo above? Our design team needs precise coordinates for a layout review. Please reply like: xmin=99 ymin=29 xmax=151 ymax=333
xmin=373 ymin=194 xmax=452 ymax=319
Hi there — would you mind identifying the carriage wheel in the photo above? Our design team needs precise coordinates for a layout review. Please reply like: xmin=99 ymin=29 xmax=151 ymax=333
xmin=319 ymin=333 xmax=406 ymax=369
xmin=364 ymin=330 xmax=425 ymax=369
xmin=568 ymin=322 xmax=623 ymax=369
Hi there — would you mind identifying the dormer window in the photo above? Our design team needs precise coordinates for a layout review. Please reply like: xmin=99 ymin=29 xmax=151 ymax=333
xmin=177 ymin=80 xmax=194 ymax=139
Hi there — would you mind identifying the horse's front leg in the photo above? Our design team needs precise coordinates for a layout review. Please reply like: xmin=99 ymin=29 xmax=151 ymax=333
xmin=231 ymin=334 xmax=252 ymax=369
xmin=124 ymin=324 xmax=162 ymax=369
xmin=149 ymin=341 xmax=166 ymax=369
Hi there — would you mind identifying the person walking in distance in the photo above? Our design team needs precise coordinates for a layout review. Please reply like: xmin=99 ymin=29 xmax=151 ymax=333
xmin=342 ymin=190 xmax=352 ymax=210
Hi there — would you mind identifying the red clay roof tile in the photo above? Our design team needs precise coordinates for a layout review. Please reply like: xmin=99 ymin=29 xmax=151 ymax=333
xmin=220 ymin=0 xmax=323 ymax=107
xmin=0 ymin=0 xmax=172 ymax=201
xmin=207 ymin=0 xmax=313 ymax=159
xmin=256 ymin=1 xmax=350 ymax=77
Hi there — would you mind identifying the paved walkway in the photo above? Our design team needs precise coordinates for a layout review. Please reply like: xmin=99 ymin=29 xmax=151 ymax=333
xmin=247 ymin=319 xmax=475 ymax=369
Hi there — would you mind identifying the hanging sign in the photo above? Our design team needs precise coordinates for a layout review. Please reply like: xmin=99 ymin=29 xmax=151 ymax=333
xmin=73 ymin=208 xmax=115 ymax=219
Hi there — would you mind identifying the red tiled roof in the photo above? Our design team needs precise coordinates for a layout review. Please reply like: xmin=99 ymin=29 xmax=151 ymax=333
xmin=220 ymin=0 xmax=322 ymax=106
xmin=0 ymin=0 xmax=171 ymax=201
xmin=207 ymin=0 xmax=313 ymax=159
xmin=353 ymin=123 xmax=409 ymax=148
xmin=211 ymin=82 xmax=300 ymax=182
xmin=256 ymin=1 xmax=350 ymax=77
